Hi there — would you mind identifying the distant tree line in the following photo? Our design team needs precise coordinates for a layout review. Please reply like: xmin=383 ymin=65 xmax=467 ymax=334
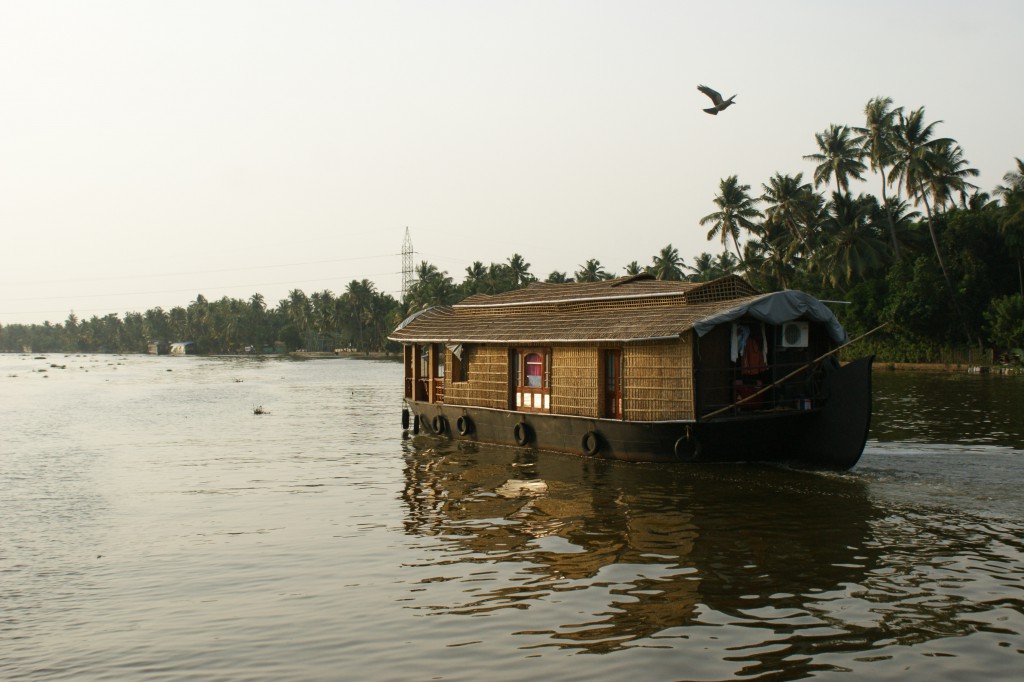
xmin=0 ymin=282 xmax=403 ymax=355
xmin=3 ymin=96 xmax=1023 ymax=359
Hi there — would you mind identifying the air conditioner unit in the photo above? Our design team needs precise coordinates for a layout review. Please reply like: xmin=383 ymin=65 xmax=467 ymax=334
xmin=780 ymin=321 xmax=809 ymax=348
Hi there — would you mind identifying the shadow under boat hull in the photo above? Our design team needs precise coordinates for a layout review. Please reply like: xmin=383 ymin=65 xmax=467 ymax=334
xmin=405 ymin=356 xmax=873 ymax=471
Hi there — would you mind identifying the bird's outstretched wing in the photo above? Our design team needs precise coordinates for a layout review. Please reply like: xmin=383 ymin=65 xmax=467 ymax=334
xmin=697 ymin=84 xmax=723 ymax=106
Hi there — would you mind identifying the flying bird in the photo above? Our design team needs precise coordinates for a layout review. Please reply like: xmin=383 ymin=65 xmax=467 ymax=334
xmin=697 ymin=84 xmax=736 ymax=115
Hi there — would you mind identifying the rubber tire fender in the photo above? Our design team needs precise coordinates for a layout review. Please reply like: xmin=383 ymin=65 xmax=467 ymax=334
xmin=431 ymin=415 xmax=447 ymax=435
xmin=674 ymin=433 xmax=701 ymax=461
xmin=456 ymin=415 xmax=473 ymax=436
xmin=513 ymin=421 xmax=531 ymax=446
xmin=581 ymin=431 xmax=601 ymax=456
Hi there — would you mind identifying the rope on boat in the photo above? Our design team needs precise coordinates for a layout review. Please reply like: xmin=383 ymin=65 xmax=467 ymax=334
xmin=701 ymin=321 xmax=890 ymax=421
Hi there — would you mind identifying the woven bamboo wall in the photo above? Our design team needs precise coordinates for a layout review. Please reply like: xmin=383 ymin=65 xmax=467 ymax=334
xmin=443 ymin=345 xmax=509 ymax=409
xmin=623 ymin=337 xmax=694 ymax=421
xmin=551 ymin=346 xmax=600 ymax=417
xmin=440 ymin=339 xmax=695 ymax=420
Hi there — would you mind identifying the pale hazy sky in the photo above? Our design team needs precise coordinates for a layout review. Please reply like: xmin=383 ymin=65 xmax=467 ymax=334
xmin=2 ymin=0 xmax=1022 ymax=325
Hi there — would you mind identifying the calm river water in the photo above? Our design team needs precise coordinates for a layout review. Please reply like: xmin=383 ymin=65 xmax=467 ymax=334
xmin=2 ymin=354 xmax=1022 ymax=681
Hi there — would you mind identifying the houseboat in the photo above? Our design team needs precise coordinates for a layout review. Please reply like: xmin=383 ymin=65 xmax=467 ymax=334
xmin=390 ymin=274 xmax=873 ymax=470
xmin=169 ymin=341 xmax=196 ymax=356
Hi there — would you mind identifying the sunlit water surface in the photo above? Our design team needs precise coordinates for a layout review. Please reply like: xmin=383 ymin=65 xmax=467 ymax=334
xmin=2 ymin=355 xmax=1022 ymax=680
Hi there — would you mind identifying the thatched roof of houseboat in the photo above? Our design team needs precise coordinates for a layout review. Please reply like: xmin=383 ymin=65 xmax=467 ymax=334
xmin=395 ymin=274 xmax=729 ymax=344
xmin=390 ymin=274 xmax=847 ymax=345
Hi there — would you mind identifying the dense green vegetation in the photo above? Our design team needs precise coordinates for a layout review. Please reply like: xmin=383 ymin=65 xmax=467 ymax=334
xmin=3 ymin=97 xmax=1023 ymax=360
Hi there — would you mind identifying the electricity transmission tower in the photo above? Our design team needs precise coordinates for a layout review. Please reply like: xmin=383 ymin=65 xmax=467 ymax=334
xmin=401 ymin=227 xmax=414 ymax=300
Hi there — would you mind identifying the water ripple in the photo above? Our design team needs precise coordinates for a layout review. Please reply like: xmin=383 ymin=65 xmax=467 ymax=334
xmin=1 ymin=356 xmax=1022 ymax=680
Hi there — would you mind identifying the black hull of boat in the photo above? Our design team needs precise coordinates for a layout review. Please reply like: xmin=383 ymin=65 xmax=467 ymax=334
xmin=405 ymin=356 xmax=873 ymax=470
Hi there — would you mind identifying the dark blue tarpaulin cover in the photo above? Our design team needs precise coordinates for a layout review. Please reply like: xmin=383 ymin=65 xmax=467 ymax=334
xmin=693 ymin=290 xmax=848 ymax=344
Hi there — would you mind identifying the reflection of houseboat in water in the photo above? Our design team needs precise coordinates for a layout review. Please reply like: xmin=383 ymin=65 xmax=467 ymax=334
xmin=390 ymin=274 xmax=872 ymax=469
xmin=400 ymin=443 xmax=880 ymax=654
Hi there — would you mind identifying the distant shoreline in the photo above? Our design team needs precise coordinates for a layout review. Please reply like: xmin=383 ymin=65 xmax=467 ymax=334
xmin=875 ymin=362 xmax=1023 ymax=376
xmin=290 ymin=351 xmax=401 ymax=362
xmin=4 ymin=351 xmax=1020 ymax=374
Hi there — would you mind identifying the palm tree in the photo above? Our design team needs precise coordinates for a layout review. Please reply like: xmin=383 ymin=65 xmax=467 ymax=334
xmin=574 ymin=259 xmax=612 ymax=282
xmin=623 ymin=261 xmax=644 ymax=276
xmin=367 ymin=288 xmax=395 ymax=352
xmin=751 ymin=219 xmax=798 ymax=290
xmin=545 ymin=271 xmax=572 ymax=283
xmin=925 ymin=141 xmax=979 ymax=213
xmin=967 ymin=190 xmax=994 ymax=212
xmin=143 ymin=307 xmax=170 ymax=343
xmin=855 ymin=96 xmax=903 ymax=258
xmin=345 ymin=280 xmax=370 ymax=350
xmin=888 ymin=107 xmax=959 ymax=308
xmin=999 ymin=157 xmax=1024 ymax=194
xmin=761 ymin=172 xmax=815 ymax=253
xmin=804 ymin=124 xmax=867 ymax=200
xmin=462 ymin=261 xmax=488 ymax=296
xmin=284 ymin=289 xmax=311 ymax=348
xmin=996 ymin=157 xmax=1024 ymax=295
xmin=168 ymin=306 xmax=188 ymax=341
xmin=188 ymin=294 xmax=211 ymax=348
xmin=246 ymin=293 xmax=266 ymax=350
xmin=684 ymin=251 xmax=738 ymax=282
xmin=309 ymin=290 xmax=339 ymax=351
xmin=714 ymin=251 xmax=739 ymax=276
xmin=414 ymin=261 xmax=440 ymax=288
xmin=684 ymin=252 xmax=716 ymax=282
xmin=811 ymin=193 xmax=888 ymax=291
xmin=406 ymin=262 xmax=455 ymax=309
xmin=869 ymin=197 xmax=921 ymax=259
xmin=742 ymin=227 xmax=793 ymax=291
xmin=506 ymin=254 xmax=534 ymax=287
xmin=699 ymin=176 xmax=762 ymax=259
xmin=649 ymin=244 xmax=685 ymax=280
xmin=484 ymin=262 xmax=515 ymax=293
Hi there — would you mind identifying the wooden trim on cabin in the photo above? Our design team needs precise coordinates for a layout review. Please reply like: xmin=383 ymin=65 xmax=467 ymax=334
xmin=601 ymin=348 xmax=623 ymax=419
xmin=512 ymin=347 xmax=551 ymax=413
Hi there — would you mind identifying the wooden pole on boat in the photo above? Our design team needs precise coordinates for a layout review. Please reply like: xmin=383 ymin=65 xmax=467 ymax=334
xmin=702 ymin=321 xmax=890 ymax=421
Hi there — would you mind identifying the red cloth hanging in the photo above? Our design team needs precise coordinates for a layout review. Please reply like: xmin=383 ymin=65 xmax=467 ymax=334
xmin=741 ymin=334 xmax=766 ymax=376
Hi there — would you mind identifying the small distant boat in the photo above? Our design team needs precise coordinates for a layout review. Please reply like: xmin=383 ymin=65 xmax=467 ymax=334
xmin=390 ymin=274 xmax=873 ymax=470
xmin=169 ymin=341 xmax=196 ymax=356
xmin=148 ymin=340 xmax=170 ymax=355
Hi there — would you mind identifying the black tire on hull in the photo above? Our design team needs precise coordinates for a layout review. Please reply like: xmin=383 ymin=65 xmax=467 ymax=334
xmin=674 ymin=432 xmax=700 ymax=461
xmin=513 ymin=421 xmax=531 ymax=446
xmin=581 ymin=431 xmax=601 ymax=456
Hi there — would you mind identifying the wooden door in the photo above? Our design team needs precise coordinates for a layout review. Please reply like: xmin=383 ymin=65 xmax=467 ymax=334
xmin=603 ymin=349 xmax=622 ymax=419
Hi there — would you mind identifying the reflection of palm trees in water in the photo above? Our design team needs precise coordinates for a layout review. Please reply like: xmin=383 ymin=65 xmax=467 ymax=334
xmin=400 ymin=442 xmax=882 ymax=657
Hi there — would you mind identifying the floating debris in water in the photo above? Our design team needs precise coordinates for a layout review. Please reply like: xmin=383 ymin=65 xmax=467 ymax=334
xmin=253 ymin=405 xmax=269 ymax=415
xmin=495 ymin=479 xmax=549 ymax=498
